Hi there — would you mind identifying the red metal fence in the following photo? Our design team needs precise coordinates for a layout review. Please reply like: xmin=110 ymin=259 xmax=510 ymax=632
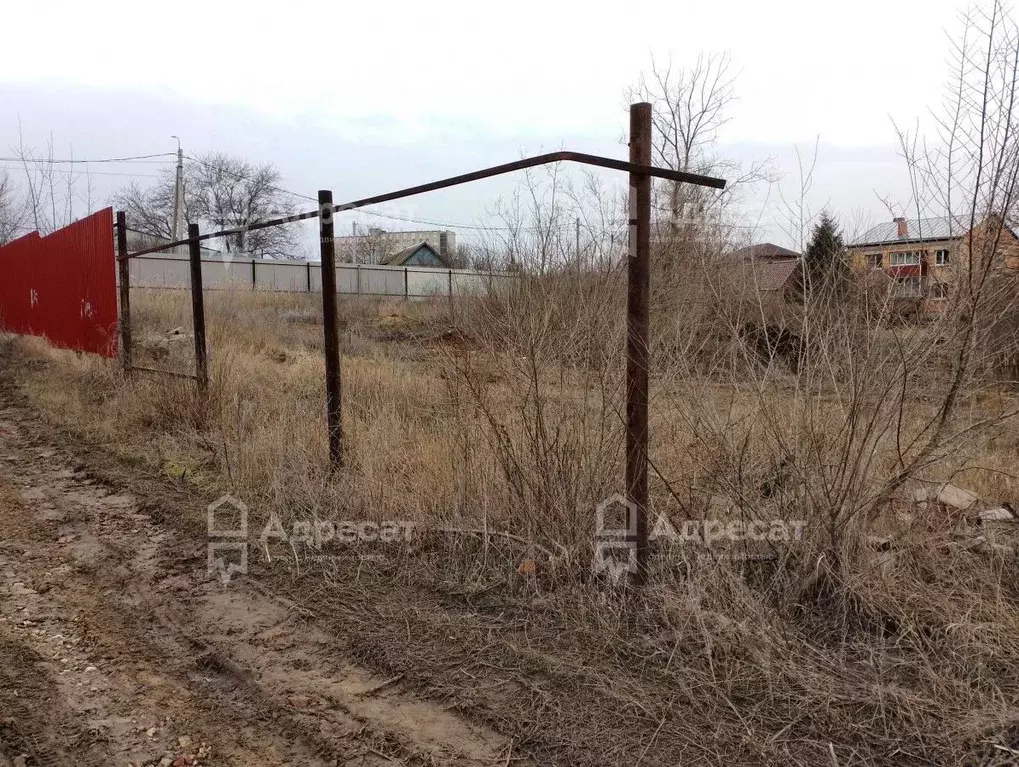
xmin=0 ymin=208 xmax=118 ymax=358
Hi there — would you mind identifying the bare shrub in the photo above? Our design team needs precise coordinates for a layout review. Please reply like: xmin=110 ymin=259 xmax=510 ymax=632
xmin=445 ymin=269 xmax=626 ymax=564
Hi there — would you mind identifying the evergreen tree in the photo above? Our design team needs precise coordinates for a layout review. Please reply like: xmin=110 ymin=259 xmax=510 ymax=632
xmin=803 ymin=212 xmax=849 ymax=296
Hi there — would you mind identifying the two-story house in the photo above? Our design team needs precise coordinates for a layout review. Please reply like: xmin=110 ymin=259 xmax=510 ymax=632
xmin=848 ymin=215 xmax=1019 ymax=314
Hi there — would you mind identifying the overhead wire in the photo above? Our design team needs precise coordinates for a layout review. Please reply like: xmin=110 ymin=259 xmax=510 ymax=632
xmin=0 ymin=162 xmax=163 ymax=180
xmin=0 ymin=152 xmax=176 ymax=164
xmin=2 ymin=148 xmax=777 ymax=234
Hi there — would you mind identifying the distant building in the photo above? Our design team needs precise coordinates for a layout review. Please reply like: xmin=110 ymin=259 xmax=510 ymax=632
xmin=730 ymin=242 xmax=803 ymax=319
xmin=334 ymin=227 xmax=456 ymax=265
xmin=730 ymin=242 xmax=801 ymax=262
xmin=382 ymin=242 xmax=448 ymax=268
xmin=847 ymin=215 xmax=1019 ymax=314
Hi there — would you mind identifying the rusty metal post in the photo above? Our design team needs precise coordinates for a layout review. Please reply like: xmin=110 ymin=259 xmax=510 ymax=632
xmin=187 ymin=223 xmax=209 ymax=392
xmin=447 ymin=268 xmax=454 ymax=316
xmin=626 ymin=102 xmax=652 ymax=585
xmin=319 ymin=190 xmax=343 ymax=468
xmin=116 ymin=211 xmax=132 ymax=371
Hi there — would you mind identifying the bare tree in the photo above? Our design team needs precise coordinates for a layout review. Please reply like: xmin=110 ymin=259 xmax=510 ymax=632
xmin=484 ymin=163 xmax=629 ymax=276
xmin=0 ymin=170 xmax=27 ymax=245
xmin=356 ymin=227 xmax=398 ymax=265
xmin=113 ymin=152 xmax=300 ymax=259
xmin=626 ymin=52 xmax=773 ymax=235
xmin=112 ymin=178 xmax=177 ymax=241
xmin=894 ymin=1 xmax=1019 ymax=384
xmin=691 ymin=0 xmax=1019 ymax=574
xmin=12 ymin=127 xmax=93 ymax=235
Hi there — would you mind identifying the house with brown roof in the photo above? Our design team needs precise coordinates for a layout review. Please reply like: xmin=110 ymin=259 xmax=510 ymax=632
xmin=847 ymin=215 xmax=1019 ymax=314
xmin=731 ymin=243 xmax=803 ymax=319
xmin=730 ymin=242 xmax=801 ymax=262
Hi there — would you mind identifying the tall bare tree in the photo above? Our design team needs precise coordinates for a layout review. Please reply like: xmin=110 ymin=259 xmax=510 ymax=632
xmin=12 ymin=128 xmax=94 ymax=236
xmin=893 ymin=1 xmax=1019 ymax=383
xmin=626 ymin=52 xmax=773 ymax=235
xmin=113 ymin=152 xmax=300 ymax=259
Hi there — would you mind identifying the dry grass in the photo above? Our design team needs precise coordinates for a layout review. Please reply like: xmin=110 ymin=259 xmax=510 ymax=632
xmin=4 ymin=280 xmax=1019 ymax=765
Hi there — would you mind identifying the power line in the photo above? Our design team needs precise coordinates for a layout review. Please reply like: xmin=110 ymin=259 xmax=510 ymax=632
xmin=0 ymin=162 xmax=162 ymax=179
xmin=4 ymin=150 xmax=784 ymax=236
xmin=351 ymin=206 xmax=512 ymax=231
xmin=0 ymin=152 xmax=176 ymax=164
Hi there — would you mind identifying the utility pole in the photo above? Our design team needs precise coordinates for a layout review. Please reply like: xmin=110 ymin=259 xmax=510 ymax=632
xmin=170 ymin=136 xmax=185 ymax=246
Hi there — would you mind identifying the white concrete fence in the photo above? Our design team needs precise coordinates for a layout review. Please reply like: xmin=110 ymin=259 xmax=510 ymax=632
xmin=127 ymin=253 xmax=516 ymax=298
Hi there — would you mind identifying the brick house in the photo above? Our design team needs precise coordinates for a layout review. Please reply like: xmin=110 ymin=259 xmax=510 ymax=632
xmin=847 ymin=215 xmax=1019 ymax=314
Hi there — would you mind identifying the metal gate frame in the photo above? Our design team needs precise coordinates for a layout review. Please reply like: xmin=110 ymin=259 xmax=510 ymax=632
xmin=115 ymin=104 xmax=727 ymax=583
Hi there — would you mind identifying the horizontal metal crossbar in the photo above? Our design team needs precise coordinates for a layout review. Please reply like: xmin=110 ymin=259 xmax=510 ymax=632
xmin=125 ymin=364 xmax=200 ymax=381
xmin=119 ymin=151 xmax=726 ymax=261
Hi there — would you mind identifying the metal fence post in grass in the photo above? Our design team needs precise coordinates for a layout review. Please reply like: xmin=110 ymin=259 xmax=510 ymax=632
xmin=626 ymin=102 xmax=652 ymax=585
xmin=318 ymin=190 xmax=344 ymax=468
xmin=116 ymin=211 xmax=132 ymax=371
xmin=187 ymin=223 xmax=209 ymax=393
xmin=447 ymin=268 xmax=454 ymax=315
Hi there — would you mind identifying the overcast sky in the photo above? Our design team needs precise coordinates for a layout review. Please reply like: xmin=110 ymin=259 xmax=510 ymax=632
xmin=0 ymin=0 xmax=974 ymax=251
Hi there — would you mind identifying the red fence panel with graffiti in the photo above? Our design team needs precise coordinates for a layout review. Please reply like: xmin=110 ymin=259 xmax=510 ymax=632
xmin=0 ymin=208 xmax=118 ymax=358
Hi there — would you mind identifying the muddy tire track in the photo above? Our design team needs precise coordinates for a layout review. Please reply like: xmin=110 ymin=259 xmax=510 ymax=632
xmin=0 ymin=400 xmax=514 ymax=766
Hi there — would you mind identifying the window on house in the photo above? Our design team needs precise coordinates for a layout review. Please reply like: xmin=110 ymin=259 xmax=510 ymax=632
xmin=889 ymin=251 xmax=922 ymax=266
xmin=894 ymin=276 xmax=922 ymax=297
xmin=868 ymin=253 xmax=883 ymax=268
xmin=930 ymin=283 xmax=950 ymax=299
xmin=935 ymin=249 xmax=950 ymax=266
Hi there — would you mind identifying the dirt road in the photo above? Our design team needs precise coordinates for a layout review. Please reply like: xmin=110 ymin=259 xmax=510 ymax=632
xmin=0 ymin=399 xmax=515 ymax=766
